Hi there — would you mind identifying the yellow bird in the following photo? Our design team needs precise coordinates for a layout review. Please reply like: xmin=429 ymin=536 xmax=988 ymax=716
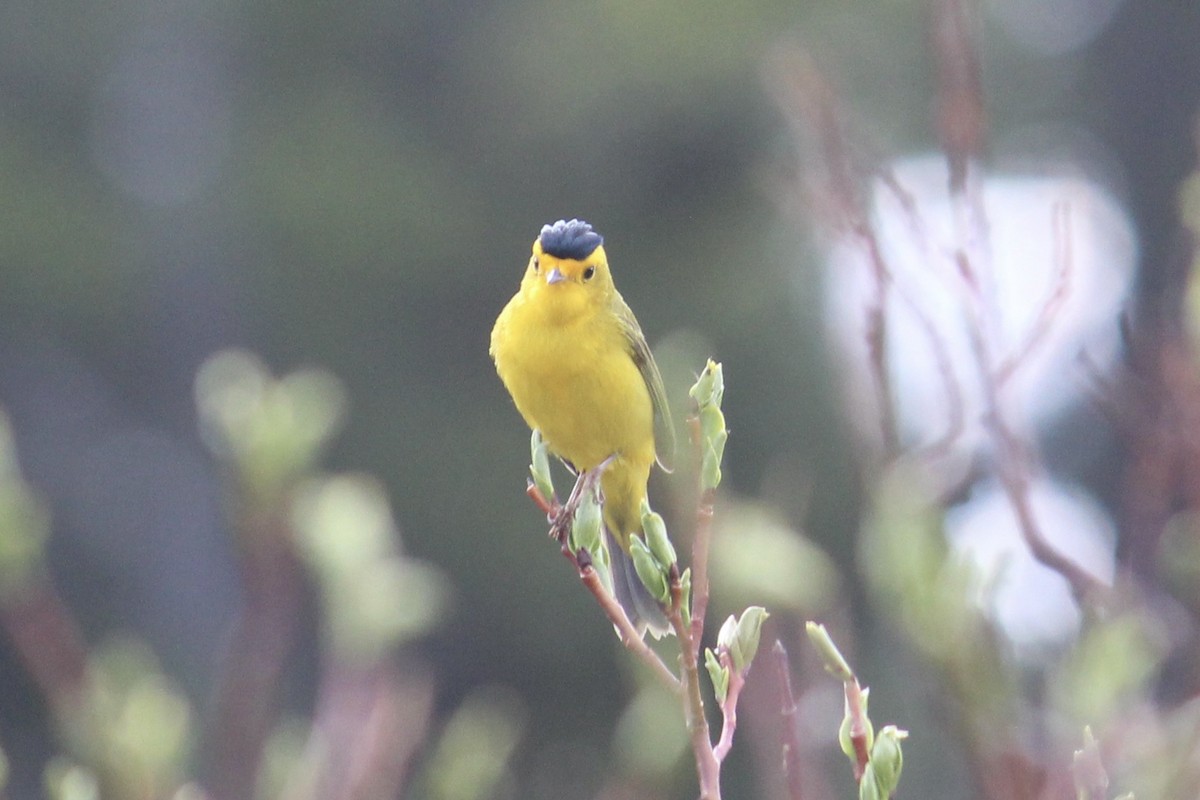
xmin=490 ymin=219 xmax=674 ymax=635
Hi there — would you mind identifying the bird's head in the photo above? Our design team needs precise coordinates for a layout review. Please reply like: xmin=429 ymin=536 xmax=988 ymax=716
xmin=521 ymin=219 xmax=613 ymax=316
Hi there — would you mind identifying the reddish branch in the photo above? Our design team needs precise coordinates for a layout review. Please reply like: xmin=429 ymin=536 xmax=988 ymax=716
xmin=668 ymin=593 xmax=721 ymax=800
xmin=773 ymin=641 xmax=807 ymax=800
xmin=930 ymin=0 xmax=985 ymax=193
xmin=0 ymin=583 xmax=89 ymax=717
xmin=688 ymin=493 xmax=715 ymax=656
xmin=205 ymin=509 xmax=305 ymax=800
xmin=712 ymin=655 xmax=745 ymax=764
xmin=306 ymin=663 xmax=434 ymax=800
xmin=526 ymin=480 xmax=680 ymax=690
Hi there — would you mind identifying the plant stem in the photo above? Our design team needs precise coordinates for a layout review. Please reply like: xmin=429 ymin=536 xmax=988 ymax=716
xmin=671 ymin=604 xmax=721 ymax=800
xmin=712 ymin=663 xmax=745 ymax=764
xmin=844 ymin=677 xmax=872 ymax=781
xmin=205 ymin=508 xmax=304 ymax=800
xmin=579 ymin=565 xmax=680 ymax=690
xmin=0 ymin=584 xmax=89 ymax=717
xmin=528 ymin=477 xmax=680 ymax=691
xmin=773 ymin=641 xmax=808 ymax=800
xmin=689 ymin=487 xmax=716 ymax=660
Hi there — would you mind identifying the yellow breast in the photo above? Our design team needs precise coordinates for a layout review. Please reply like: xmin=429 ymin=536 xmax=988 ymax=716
xmin=490 ymin=291 xmax=655 ymax=473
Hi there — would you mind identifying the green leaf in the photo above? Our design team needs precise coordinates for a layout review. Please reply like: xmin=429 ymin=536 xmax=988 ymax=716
xmin=639 ymin=499 xmax=676 ymax=567
xmin=869 ymin=725 xmax=907 ymax=796
xmin=704 ymin=647 xmax=729 ymax=704
xmin=629 ymin=537 xmax=669 ymax=603
xmin=529 ymin=430 xmax=555 ymax=502
xmin=805 ymin=621 xmax=854 ymax=682
xmin=570 ymin=488 xmax=603 ymax=556
xmin=731 ymin=606 xmax=769 ymax=673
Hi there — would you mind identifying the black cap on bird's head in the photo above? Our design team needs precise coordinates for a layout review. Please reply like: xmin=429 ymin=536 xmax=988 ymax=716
xmin=539 ymin=219 xmax=603 ymax=260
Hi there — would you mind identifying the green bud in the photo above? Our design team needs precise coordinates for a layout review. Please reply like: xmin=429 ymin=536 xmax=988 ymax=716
xmin=805 ymin=621 xmax=855 ymax=682
xmin=716 ymin=614 xmax=740 ymax=662
xmin=194 ymin=351 xmax=345 ymax=504
xmin=708 ymin=361 xmax=725 ymax=407
xmin=689 ymin=360 xmax=723 ymax=407
xmin=731 ymin=606 xmax=769 ymax=673
xmin=529 ymin=430 xmax=555 ymax=502
xmin=640 ymin=499 xmax=676 ymax=567
xmin=629 ymin=537 xmax=669 ymax=603
xmin=700 ymin=446 xmax=722 ymax=491
xmin=838 ymin=709 xmax=856 ymax=762
xmin=870 ymin=725 xmax=907 ymax=796
xmin=838 ymin=689 xmax=873 ymax=768
xmin=697 ymin=404 xmax=728 ymax=492
xmin=588 ymin=536 xmax=614 ymax=595
xmin=570 ymin=489 xmax=603 ymax=556
xmin=678 ymin=567 xmax=692 ymax=629
xmin=700 ymin=403 xmax=726 ymax=443
xmin=858 ymin=762 xmax=884 ymax=800
xmin=704 ymin=647 xmax=730 ymax=704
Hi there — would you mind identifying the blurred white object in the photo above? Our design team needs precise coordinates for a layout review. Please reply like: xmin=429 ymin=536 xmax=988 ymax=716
xmin=824 ymin=154 xmax=1136 ymax=457
xmin=945 ymin=477 xmax=1116 ymax=655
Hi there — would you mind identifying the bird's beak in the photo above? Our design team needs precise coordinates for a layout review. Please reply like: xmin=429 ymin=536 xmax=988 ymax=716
xmin=545 ymin=267 xmax=565 ymax=285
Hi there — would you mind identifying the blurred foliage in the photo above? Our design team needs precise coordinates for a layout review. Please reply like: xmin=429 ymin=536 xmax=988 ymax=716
xmin=0 ymin=0 xmax=1199 ymax=799
xmin=420 ymin=687 xmax=525 ymax=800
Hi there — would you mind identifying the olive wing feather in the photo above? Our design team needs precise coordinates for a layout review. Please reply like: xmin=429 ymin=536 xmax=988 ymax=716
xmin=613 ymin=293 xmax=676 ymax=472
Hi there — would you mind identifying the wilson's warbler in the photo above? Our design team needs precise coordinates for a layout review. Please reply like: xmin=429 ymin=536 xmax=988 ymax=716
xmin=490 ymin=219 xmax=674 ymax=635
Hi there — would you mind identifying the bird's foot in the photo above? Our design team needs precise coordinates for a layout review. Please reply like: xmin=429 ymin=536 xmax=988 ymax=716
xmin=550 ymin=455 xmax=616 ymax=545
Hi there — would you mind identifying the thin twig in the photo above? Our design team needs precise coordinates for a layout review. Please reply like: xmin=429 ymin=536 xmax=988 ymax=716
xmin=996 ymin=202 xmax=1074 ymax=386
xmin=670 ymin=602 xmax=721 ymax=800
xmin=303 ymin=664 xmax=435 ymax=800
xmin=526 ymin=477 xmax=681 ymax=691
xmin=990 ymin=420 xmax=1110 ymax=605
xmin=877 ymin=169 xmax=969 ymax=457
xmin=930 ymin=0 xmax=985 ymax=195
xmin=581 ymin=565 xmax=680 ymax=690
xmin=0 ymin=584 xmax=89 ymax=717
xmin=773 ymin=641 xmax=807 ymax=800
xmin=843 ymin=677 xmax=872 ymax=781
xmin=689 ymin=482 xmax=716 ymax=660
xmin=712 ymin=657 xmax=746 ymax=764
xmin=931 ymin=32 xmax=1107 ymax=606
xmin=205 ymin=508 xmax=304 ymax=800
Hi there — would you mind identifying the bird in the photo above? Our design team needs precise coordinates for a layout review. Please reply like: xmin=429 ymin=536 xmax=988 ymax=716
xmin=490 ymin=219 xmax=674 ymax=635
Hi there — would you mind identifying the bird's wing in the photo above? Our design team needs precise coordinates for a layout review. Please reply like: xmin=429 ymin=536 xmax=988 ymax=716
xmin=614 ymin=294 xmax=676 ymax=472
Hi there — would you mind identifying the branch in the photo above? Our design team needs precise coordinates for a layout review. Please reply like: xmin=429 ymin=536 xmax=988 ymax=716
xmin=843 ymin=677 xmax=872 ymax=781
xmin=0 ymin=584 xmax=89 ymax=718
xmin=526 ymin=478 xmax=680 ymax=691
xmin=303 ymin=663 xmax=434 ymax=800
xmin=712 ymin=657 xmax=745 ymax=764
xmin=995 ymin=202 xmax=1073 ymax=387
xmin=581 ymin=564 xmax=679 ymax=690
xmin=989 ymin=421 xmax=1110 ymax=605
xmin=773 ymin=641 xmax=808 ymax=800
xmin=204 ymin=509 xmax=305 ymax=800
xmin=669 ymin=601 xmax=721 ymax=800
xmin=689 ymin=481 xmax=716 ymax=660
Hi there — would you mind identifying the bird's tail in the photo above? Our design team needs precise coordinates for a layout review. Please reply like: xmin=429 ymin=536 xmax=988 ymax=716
xmin=607 ymin=530 xmax=671 ymax=638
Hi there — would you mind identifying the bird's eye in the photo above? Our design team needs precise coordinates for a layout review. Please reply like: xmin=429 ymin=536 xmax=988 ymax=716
xmin=532 ymin=257 xmax=540 ymax=272
xmin=583 ymin=266 xmax=596 ymax=281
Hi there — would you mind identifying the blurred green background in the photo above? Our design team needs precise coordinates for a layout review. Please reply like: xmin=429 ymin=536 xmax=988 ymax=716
xmin=1 ymin=1 xmax=1197 ymax=798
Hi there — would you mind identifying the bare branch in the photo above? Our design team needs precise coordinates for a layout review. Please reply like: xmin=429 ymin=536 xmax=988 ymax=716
xmin=996 ymin=202 xmax=1074 ymax=386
